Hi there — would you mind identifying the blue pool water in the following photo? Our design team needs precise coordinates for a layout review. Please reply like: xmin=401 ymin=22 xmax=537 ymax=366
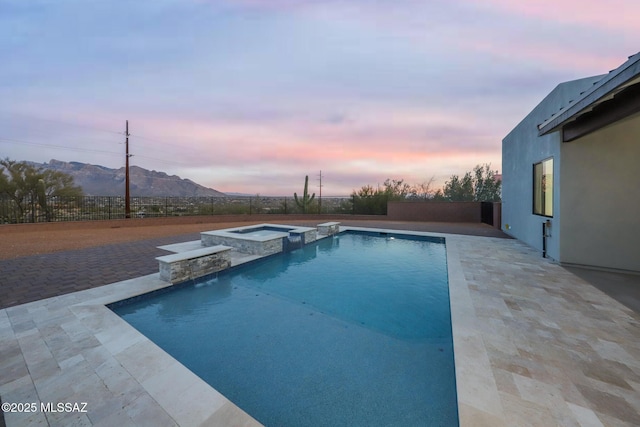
xmin=111 ymin=231 xmax=459 ymax=426
xmin=231 ymin=225 xmax=293 ymax=237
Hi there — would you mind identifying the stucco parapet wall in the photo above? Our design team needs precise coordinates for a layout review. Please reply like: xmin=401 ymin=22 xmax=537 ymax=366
xmin=156 ymin=245 xmax=232 ymax=284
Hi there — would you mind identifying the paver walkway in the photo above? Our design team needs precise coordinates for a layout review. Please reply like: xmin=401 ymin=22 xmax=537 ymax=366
xmin=0 ymin=221 xmax=507 ymax=310
xmin=0 ymin=234 xmax=199 ymax=309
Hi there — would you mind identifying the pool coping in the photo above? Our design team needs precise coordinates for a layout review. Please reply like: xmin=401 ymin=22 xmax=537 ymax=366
xmin=2 ymin=226 xmax=640 ymax=425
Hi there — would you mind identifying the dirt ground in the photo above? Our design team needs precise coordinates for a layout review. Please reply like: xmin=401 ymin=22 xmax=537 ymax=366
xmin=0 ymin=215 xmax=320 ymax=260
xmin=0 ymin=215 xmax=507 ymax=260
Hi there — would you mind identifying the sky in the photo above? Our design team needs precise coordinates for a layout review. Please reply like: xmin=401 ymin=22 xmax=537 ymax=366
xmin=1 ymin=1 xmax=638 ymax=196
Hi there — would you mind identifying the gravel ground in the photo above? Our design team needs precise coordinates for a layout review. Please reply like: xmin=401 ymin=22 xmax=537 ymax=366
xmin=0 ymin=222 xmax=237 ymax=260
xmin=0 ymin=219 xmax=298 ymax=260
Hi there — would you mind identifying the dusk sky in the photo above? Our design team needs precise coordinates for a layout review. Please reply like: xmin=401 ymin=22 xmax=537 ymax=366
xmin=1 ymin=1 xmax=638 ymax=196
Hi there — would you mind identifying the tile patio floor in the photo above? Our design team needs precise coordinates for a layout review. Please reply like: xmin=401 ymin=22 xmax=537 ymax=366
xmin=1 ymin=225 xmax=640 ymax=426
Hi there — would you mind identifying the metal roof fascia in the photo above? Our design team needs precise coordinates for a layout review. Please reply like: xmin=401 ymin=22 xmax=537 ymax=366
xmin=538 ymin=54 xmax=640 ymax=136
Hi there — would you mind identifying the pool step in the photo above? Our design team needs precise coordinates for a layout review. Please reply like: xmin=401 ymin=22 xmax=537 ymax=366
xmin=156 ymin=223 xmax=341 ymax=284
xmin=157 ymin=240 xmax=204 ymax=253
xmin=156 ymin=245 xmax=233 ymax=284
xmin=317 ymin=221 xmax=341 ymax=236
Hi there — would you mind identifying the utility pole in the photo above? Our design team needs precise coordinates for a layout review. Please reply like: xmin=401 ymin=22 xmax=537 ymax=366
xmin=125 ymin=120 xmax=131 ymax=218
xmin=317 ymin=170 xmax=323 ymax=214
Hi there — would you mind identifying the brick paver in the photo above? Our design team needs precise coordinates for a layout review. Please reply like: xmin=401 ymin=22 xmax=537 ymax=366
xmin=0 ymin=233 xmax=200 ymax=310
xmin=0 ymin=221 xmax=509 ymax=310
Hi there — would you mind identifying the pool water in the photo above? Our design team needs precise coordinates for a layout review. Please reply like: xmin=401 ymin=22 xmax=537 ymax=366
xmin=111 ymin=232 xmax=459 ymax=426
xmin=234 ymin=229 xmax=284 ymax=237
xmin=230 ymin=225 xmax=293 ymax=237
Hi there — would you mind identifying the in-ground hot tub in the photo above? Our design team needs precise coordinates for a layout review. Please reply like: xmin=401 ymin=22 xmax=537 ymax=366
xmin=201 ymin=224 xmax=318 ymax=255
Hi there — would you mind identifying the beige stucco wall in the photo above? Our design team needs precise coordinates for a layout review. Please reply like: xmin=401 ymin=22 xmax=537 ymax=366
xmin=560 ymin=111 xmax=640 ymax=272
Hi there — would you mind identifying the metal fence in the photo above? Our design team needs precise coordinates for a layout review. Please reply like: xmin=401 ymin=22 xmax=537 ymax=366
xmin=0 ymin=195 xmax=358 ymax=224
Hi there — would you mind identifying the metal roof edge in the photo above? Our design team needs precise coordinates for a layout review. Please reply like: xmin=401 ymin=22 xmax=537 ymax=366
xmin=538 ymin=52 xmax=640 ymax=135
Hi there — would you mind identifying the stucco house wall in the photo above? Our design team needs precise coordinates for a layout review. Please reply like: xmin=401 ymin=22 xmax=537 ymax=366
xmin=501 ymin=76 xmax=602 ymax=261
xmin=560 ymin=111 xmax=640 ymax=271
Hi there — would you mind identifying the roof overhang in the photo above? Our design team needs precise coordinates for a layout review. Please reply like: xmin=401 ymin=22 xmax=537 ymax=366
xmin=560 ymin=80 xmax=640 ymax=142
xmin=538 ymin=53 xmax=640 ymax=139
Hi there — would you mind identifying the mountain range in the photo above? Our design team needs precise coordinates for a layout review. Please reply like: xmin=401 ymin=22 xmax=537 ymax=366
xmin=33 ymin=160 xmax=226 ymax=197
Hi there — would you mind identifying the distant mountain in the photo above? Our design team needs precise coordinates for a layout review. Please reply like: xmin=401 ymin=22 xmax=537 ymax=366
xmin=33 ymin=159 xmax=226 ymax=197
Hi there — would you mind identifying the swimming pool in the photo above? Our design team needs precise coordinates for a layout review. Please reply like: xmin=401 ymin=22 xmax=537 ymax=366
xmin=111 ymin=231 xmax=459 ymax=426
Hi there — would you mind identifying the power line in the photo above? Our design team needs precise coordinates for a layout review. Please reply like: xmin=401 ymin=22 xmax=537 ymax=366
xmin=0 ymin=136 xmax=122 ymax=156
xmin=2 ymin=113 xmax=191 ymax=153
xmin=1 ymin=112 xmax=124 ymax=136
xmin=1 ymin=113 xmax=223 ymax=152
xmin=130 ymin=154 xmax=190 ymax=166
xmin=127 ymin=134 xmax=193 ymax=162
xmin=0 ymin=114 xmax=204 ymax=168
xmin=129 ymin=133 xmax=175 ymax=145
xmin=0 ymin=135 xmax=191 ymax=167
xmin=2 ymin=113 xmax=192 ymax=154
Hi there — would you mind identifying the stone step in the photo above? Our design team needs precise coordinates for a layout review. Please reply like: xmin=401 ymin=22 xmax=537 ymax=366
xmin=317 ymin=221 xmax=341 ymax=236
xmin=156 ymin=245 xmax=233 ymax=284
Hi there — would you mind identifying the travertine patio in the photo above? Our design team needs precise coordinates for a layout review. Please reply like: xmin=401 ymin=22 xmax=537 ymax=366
xmin=2 ymin=228 xmax=640 ymax=426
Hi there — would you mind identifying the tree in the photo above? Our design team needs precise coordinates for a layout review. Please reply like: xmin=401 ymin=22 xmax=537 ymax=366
xmin=442 ymin=172 xmax=474 ymax=201
xmin=0 ymin=159 xmax=38 ymax=220
xmin=472 ymin=163 xmax=501 ymax=202
xmin=0 ymin=158 xmax=83 ymax=222
xmin=352 ymin=184 xmax=387 ymax=215
xmin=381 ymin=178 xmax=412 ymax=199
xmin=348 ymin=165 xmax=501 ymax=214
xmin=409 ymin=177 xmax=437 ymax=200
xmin=441 ymin=163 xmax=501 ymax=202
xmin=40 ymin=168 xmax=83 ymax=197
xmin=351 ymin=178 xmax=410 ymax=214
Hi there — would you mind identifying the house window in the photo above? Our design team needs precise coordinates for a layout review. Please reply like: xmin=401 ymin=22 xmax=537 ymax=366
xmin=533 ymin=158 xmax=553 ymax=217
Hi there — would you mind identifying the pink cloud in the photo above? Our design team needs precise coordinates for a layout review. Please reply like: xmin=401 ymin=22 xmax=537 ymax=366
xmin=128 ymin=106 xmax=502 ymax=195
xmin=135 ymin=106 xmax=498 ymax=164
xmin=8 ymin=96 xmax=504 ymax=195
